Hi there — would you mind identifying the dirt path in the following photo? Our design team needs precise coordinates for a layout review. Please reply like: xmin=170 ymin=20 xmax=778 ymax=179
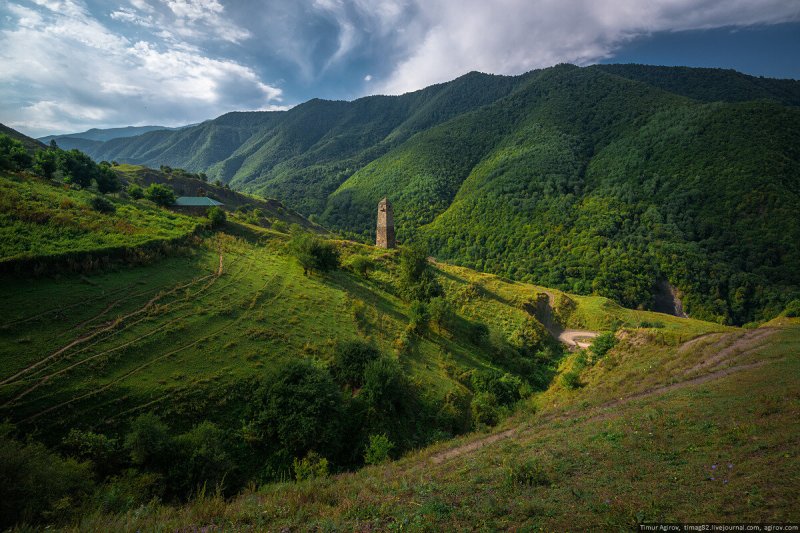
xmin=429 ymin=327 xmax=780 ymax=464
xmin=558 ymin=329 xmax=598 ymax=349
xmin=430 ymin=428 xmax=517 ymax=464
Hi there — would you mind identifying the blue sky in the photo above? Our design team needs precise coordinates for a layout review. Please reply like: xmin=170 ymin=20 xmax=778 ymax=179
xmin=1 ymin=0 xmax=798 ymax=137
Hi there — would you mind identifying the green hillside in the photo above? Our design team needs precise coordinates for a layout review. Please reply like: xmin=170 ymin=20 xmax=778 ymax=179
xmin=74 ymin=319 xmax=799 ymax=531
xmin=68 ymin=65 xmax=800 ymax=325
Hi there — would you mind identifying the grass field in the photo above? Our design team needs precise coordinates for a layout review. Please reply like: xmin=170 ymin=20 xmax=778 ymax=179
xmin=72 ymin=319 xmax=799 ymax=531
xmin=0 ymin=174 xmax=198 ymax=264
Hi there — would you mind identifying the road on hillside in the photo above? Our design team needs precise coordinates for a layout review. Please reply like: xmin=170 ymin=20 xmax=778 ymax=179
xmin=558 ymin=329 xmax=598 ymax=349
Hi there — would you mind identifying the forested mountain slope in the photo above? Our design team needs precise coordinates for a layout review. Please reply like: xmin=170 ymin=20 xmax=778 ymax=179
xmin=74 ymin=65 xmax=800 ymax=324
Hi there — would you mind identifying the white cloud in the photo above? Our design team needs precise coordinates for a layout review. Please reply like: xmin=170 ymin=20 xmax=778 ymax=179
xmin=0 ymin=0 xmax=281 ymax=136
xmin=364 ymin=74 xmax=372 ymax=81
xmin=375 ymin=0 xmax=800 ymax=94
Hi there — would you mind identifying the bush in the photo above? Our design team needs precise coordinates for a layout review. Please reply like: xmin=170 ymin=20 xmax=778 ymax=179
xmin=124 ymin=413 xmax=172 ymax=468
xmin=638 ymin=320 xmax=665 ymax=328
xmin=408 ymin=300 xmax=429 ymax=333
xmin=505 ymin=458 xmax=550 ymax=487
xmin=589 ymin=332 xmax=617 ymax=361
xmin=471 ymin=370 xmax=521 ymax=406
xmin=96 ymin=164 xmax=121 ymax=193
xmin=782 ymin=299 xmax=800 ymax=318
xmin=331 ymin=339 xmax=380 ymax=388
xmin=33 ymin=148 xmax=59 ymax=178
xmin=251 ymin=360 xmax=344 ymax=458
xmin=207 ymin=206 xmax=227 ymax=229
xmin=561 ymin=370 xmax=582 ymax=389
xmin=145 ymin=183 xmax=176 ymax=207
xmin=173 ymin=421 xmax=233 ymax=495
xmin=292 ymin=451 xmax=329 ymax=481
xmin=349 ymin=254 xmax=374 ymax=278
xmin=470 ymin=391 xmax=500 ymax=426
xmin=0 ymin=432 xmax=94 ymax=528
xmin=398 ymin=244 xmax=441 ymax=301
xmin=364 ymin=434 xmax=394 ymax=465
xmin=89 ymin=196 xmax=116 ymax=213
xmin=428 ymin=296 xmax=453 ymax=330
xmin=127 ymin=184 xmax=144 ymax=199
xmin=289 ymin=232 xmax=340 ymax=275
xmin=0 ymin=134 xmax=32 ymax=171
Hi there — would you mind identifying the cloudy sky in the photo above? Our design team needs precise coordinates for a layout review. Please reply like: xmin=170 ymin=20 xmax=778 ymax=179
xmin=2 ymin=0 xmax=799 ymax=137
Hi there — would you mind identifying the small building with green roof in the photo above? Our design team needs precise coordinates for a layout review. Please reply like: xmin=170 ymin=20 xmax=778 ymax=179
xmin=173 ymin=196 xmax=224 ymax=215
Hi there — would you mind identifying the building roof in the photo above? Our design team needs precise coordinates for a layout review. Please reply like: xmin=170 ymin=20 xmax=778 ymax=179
xmin=174 ymin=196 xmax=223 ymax=207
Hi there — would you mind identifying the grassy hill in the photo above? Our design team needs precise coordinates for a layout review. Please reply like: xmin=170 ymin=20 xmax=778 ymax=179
xmin=68 ymin=65 xmax=800 ymax=325
xmin=1 ymin=146 xmax=796 ymax=529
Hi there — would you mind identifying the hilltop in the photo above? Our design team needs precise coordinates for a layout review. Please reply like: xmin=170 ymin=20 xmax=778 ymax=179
xmin=1 ymin=126 xmax=798 ymax=530
xmin=66 ymin=64 xmax=800 ymax=325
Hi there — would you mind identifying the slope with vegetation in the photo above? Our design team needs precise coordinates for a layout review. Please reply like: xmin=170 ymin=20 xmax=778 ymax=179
xmin=69 ymin=65 xmax=800 ymax=325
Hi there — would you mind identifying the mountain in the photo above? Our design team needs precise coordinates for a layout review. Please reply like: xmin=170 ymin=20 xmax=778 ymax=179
xmin=39 ymin=125 xmax=177 ymax=151
xmin=68 ymin=65 xmax=800 ymax=325
xmin=0 ymin=123 xmax=46 ymax=152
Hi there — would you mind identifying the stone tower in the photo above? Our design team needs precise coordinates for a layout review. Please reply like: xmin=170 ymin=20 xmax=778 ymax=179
xmin=376 ymin=197 xmax=396 ymax=249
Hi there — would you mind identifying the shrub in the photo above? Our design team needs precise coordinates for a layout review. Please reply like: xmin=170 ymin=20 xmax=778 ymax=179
xmin=0 ymin=134 xmax=32 ymax=171
xmin=505 ymin=458 xmax=550 ymax=487
xmin=95 ymin=164 xmax=121 ymax=193
xmin=207 ymin=206 xmax=227 ymax=229
xmin=638 ymin=320 xmax=665 ymax=328
xmin=349 ymin=254 xmax=374 ymax=278
xmin=33 ymin=148 xmax=59 ymax=178
xmin=428 ymin=296 xmax=453 ymax=330
xmin=145 ymin=183 xmax=176 ymax=207
xmin=561 ymin=370 xmax=582 ymax=389
xmin=289 ymin=232 xmax=340 ymax=275
xmin=173 ymin=421 xmax=233 ymax=495
xmin=470 ymin=391 xmax=500 ymax=426
xmin=508 ymin=317 xmax=548 ymax=356
xmin=127 ymin=184 xmax=144 ymax=199
xmin=59 ymin=149 xmax=97 ymax=188
xmin=89 ymin=196 xmax=116 ymax=213
xmin=589 ymin=332 xmax=617 ymax=361
xmin=331 ymin=339 xmax=380 ymax=388
xmin=292 ymin=451 xmax=329 ymax=481
xmin=0 ymin=432 xmax=94 ymax=529
xmin=364 ymin=434 xmax=394 ymax=465
xmin=62 ymin=429 xmax=119 ymax=475
xmin=471 ymin=370 xmax=522 ymax=406
xmin=124 ymin=413 xmax=172 ymax=468
xmin=782 ymin=299 xmax=800 ymax=318
xmin=251 ymin=360 xmax=344 ymax=458
xmin=408 ymin=300 xmax=429 ymax=333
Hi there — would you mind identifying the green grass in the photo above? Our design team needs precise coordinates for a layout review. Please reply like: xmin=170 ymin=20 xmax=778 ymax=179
xmin=0 ymin=174 xmax=197 ymax=263
xmin=73 ymin=320 xmax=800 ymax=531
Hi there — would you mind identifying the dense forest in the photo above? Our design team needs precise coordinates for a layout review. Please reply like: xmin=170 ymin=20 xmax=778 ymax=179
xmin=64 ymin=64 xmax=800 ymax=324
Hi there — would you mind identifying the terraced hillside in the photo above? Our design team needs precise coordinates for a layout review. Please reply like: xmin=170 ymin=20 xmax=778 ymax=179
xmin=70 ymin=65 xmax=800 ymax=325
xmin=75 ymin=318 xmax=800 ymax=531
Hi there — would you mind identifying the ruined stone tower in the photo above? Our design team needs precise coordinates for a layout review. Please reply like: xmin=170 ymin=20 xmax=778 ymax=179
xmin=376 ymin=197 xmax=396 ymax=249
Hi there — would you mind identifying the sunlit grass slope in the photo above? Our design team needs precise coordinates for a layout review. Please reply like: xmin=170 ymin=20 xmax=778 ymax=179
xmin=0 ymin=174 xmax=198 ymax=264
xmin=77 ymin=320 xmax=799 ymax=531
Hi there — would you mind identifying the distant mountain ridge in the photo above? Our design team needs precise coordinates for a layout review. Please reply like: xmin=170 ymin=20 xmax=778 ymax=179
xmin=42 ymin=64 xmax=800 ymax=324
xmin=38 ymin=125 xmax=180 ymax=152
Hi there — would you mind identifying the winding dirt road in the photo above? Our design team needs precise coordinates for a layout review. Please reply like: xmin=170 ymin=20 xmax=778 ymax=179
xmin=558 ymin=329 xmax=598 ymax=349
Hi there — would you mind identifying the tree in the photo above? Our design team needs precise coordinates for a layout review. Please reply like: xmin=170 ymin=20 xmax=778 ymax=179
xmin=145 ymin=183 xmax=176 ymax=207
xmin=364 ymin=434 xmax=394 ymax=465
xmin=331 ymin=339 xmax=380 ymax=388
xmin=95 ymin=164 xmax=121 ymax=194
xmin=0 ymin=134 xmax=32 ymax=171
xmin=124 ymin=413 xmax=172 ymax=469
xmin=33 ymin=149 xmax=59 ymax=179
xmin=349 ymin=254 xmax=374 ymax=278
xmin=58 ymin=149 xmax=97 ymax=188
xmin=207 ymin=206 xmax=226 ymax=229
xmin=89 ymin=196 xmax=116 ymax=213
xmin=173 ymin=422 xmax=233 ymax=494
xmin=251 ymin=360 xmax=344 ymax=458
xmin=127 ymin=184 xmax=144 ymax=199
xmin=289 ymin=232 xmax=339 ymax=275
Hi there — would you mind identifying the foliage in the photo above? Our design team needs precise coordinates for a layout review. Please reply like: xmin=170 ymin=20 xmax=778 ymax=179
xmin=331 ymin=339 xmax=380 ymax=388
xmin=0 ymin=134 xmax=32 ymax=170
xmin=589 ymin=332 xmax=617 ymax=362
xmin=124 ymin=413 xmax=172 ymax=469
xmin=173 ymin=421 xmax=233 ymax=495
xmin=349 ymin=254 xmax=374 ymax=278
xmin=364 ymin=434 xmax=394 ymax=465
xmin=0 ymin=431 xmax=94 ymax=528
xmin=471 ymin=370 xmax=522 ymax=407
xmin=145 ymin=183 xmax=176 ymax=207
xmin=89 ymin=195 xmax=116 ymax=213
xmin=470 ymin=391 xmax=500 ymax=426
xmin=408 ymin=300 xmax=429 ymax=333
xmin=207 ymin=206 xmax=227 ymax=229
xmin=292 ymin=451 xmax=329 ymax=481
xmin=288 ymin=232 xmax=340 ymax=275
xmin=250 ymin=360 xmax=344 ymax=459
xmin=95 ymin=163 xmax=121 ymax=194
xmin=127 ymin=184 xmax=144 ymax=199
xmin=505 ymin=457 xmax=550 ymax=487
xmin=782 ymin=299 xmax=800 ymax=318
